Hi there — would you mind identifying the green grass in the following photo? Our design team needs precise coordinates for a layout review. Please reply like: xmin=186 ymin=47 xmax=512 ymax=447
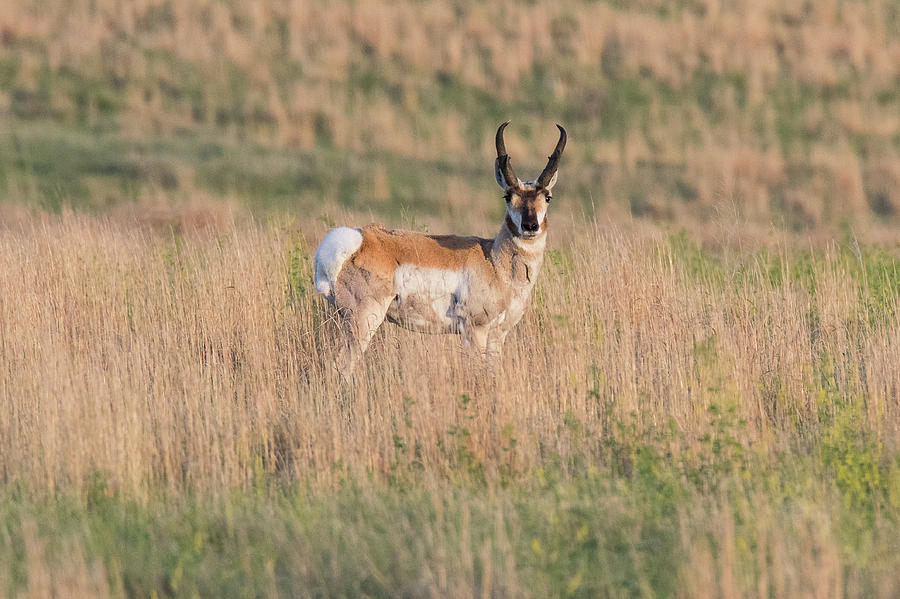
xmin=0 ymin=120 xmax=496 ymax=218
xmin=2 ymin=397 xmax=899 ymax=597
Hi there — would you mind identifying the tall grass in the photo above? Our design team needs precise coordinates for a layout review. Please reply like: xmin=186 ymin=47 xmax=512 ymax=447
xmin=3 ymin=212 xmax=898 ymax=495
xmin=1 ymin=212 xmax=900 ymax=595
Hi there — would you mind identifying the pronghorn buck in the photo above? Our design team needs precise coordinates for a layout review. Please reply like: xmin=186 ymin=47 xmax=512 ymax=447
xmin=314 ymin=122 xmax=566 ymax=375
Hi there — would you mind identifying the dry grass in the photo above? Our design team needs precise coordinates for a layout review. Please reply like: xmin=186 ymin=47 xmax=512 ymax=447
xmin=1 ymin=211 xmax=900 ymax=594
xmin=1 ymin=211 xmax=897 ymax=495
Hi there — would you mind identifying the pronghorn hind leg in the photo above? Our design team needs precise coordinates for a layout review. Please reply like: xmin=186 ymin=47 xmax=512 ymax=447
xmin=330 ymin=264 xmax=394 ymax=380
xmin=335 ymin=296 xmax=392 ymax=379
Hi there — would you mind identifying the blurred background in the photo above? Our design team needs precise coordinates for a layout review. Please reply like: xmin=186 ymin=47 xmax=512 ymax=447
xmin=1 ymin=0 xmax=900 ymax=240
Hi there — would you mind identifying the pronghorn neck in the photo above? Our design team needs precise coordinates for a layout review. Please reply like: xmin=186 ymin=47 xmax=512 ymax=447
xmin=491 ymin=218 xmax=547 ymax=284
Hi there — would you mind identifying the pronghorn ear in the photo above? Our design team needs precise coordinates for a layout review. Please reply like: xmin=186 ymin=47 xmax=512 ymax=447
xmin=544 ymin=169 xmax=559 ymax=191
xmin=494 ymin=158 xmax=511 ymax=190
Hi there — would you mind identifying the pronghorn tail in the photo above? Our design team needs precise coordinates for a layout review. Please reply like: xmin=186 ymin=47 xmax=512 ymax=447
xmin=313 ymin=227 xmax=363 ymax=297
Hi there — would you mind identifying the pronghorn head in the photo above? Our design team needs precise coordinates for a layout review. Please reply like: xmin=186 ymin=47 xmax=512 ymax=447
xmin=494 ymin=122 xmax=567 ymax=240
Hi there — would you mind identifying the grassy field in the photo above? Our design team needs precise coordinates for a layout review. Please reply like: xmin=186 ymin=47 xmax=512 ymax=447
xmin=4 ymin=0 xmax=900 ymax=597
xmin=1 ymin=215 xmax=900 ymax=596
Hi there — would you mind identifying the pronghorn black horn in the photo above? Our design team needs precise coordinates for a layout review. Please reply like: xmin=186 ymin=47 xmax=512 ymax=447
xmin=537 ymin=124 xmax=567 ymax=188
xmin=495 ymin=121 xmax=519 ymax=188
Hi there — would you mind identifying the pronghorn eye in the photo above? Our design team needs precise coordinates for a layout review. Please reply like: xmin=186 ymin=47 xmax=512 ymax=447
xmin=546 ymin=196 xmax=552 ymax=203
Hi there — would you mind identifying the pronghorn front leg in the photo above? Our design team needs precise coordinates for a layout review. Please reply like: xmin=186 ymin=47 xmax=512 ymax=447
xmin=463 ymin=324 xmax=506 ymax=380
xmin=484 ymin=329 xmax=509 ymax=371
xmin=461 ymin=323 xmax=489 ymax=358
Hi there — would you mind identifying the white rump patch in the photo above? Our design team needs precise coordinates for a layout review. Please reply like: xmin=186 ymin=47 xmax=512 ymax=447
xmin=314 ymin=227 xmax=363 ymax=296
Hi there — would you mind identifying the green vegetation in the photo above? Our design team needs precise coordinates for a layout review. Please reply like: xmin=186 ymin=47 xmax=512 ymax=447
xmin=2 ymin=398 xmax=900 ymax=597
xmin=0 ymin=122 xmax=488 ymax=218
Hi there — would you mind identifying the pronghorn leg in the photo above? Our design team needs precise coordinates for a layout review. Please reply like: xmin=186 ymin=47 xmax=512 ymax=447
xmin=462 ymin=324 xmax=496 ymax=383
xmin=463 ymin=325 xmax=501 ymax=393
xmin=485 ymin=329 xmax=509 ymax=371
xmin=462 ymin=324 xmax=489 ymax=357
xmin=335 ymin=297 xmax=391 ymax=378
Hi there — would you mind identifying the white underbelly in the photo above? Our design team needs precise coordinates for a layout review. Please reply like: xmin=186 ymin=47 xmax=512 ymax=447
xmin=386 ymin=265 xmax=467 ymax=333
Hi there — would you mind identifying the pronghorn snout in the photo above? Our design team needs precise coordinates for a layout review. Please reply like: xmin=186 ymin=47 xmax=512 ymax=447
xmin=522 ymin=220 xmax=540 ymax=234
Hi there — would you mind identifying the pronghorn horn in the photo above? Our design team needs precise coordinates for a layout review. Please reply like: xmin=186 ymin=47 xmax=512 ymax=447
xmin=537 ymin=124 xmax=567 ymax=188
xmin=495 ymin=121 xmax=519 ymax=188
